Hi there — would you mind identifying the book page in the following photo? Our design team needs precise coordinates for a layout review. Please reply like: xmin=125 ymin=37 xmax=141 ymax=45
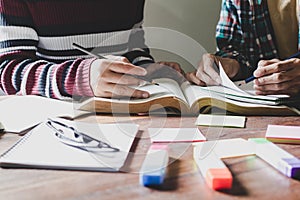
xmin=218 ymin=62 xmax=247 ymax=95
xmin=86 ymin=78 xmax=188 ymax=105
xmin=181 ymin=81 xmax=215 ymax=107
xmin=235 ymin=81 xmax=289 ymax=98
xmin=180 ymin=63 xmax=289 ymax=108
xmin=182 ymin=82 xmax=282 ymax=106
xmin=136 ymin=78 xmax=187 ymax=103
xmin=180 ymin=81 xmax=298 ymax=114
xmin=219 ymin=62 xmax=289 ymax=99
xmin=181 ymin=63 xmax=289 ymax=104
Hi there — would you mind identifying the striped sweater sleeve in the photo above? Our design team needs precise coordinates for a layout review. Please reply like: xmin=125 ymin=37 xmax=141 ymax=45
xmin=0 ymin=0 xmax=94 ymax=100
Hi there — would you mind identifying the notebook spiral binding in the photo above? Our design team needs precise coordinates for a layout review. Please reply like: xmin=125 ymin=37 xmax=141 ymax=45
xmin=0 ymin=130 xmax=34 ymax=159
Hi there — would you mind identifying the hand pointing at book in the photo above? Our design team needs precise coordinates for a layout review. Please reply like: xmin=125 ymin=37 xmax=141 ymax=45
xmin=90 ymin=55 xmax=150 ymax=98
xmin=253 ymin=58 xmax=300 ymax=96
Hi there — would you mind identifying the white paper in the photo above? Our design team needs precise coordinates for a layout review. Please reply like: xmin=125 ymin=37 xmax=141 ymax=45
xmin=149 ymin=128 xmax=206 ymax=143
xmin=218 ymin=62 xmax=248 ymax=94
xmin=195 ymin=114 xmax=246 ymax=128
xmin=194 ymin=138 xmax=255 ymax=159
xmin=0 ymin=95 xmax=86 ymax=133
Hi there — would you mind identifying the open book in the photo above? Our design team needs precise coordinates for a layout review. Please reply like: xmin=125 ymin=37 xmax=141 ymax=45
xmin=77 ymin=63 xmax=300 ymax=116
xmin=0 ymin=118 xmax=139 ymax=172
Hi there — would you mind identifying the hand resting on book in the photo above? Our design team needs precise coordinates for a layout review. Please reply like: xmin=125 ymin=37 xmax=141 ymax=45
xmin=90 ymin=57 xmax=184 ymax=99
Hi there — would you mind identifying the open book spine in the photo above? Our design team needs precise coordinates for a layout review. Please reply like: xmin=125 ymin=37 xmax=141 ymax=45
xmin=79 ymin=97 xmax=191 ymax=115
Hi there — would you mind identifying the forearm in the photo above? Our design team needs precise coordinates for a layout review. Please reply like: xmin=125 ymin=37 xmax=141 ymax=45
xmin=0 ymin=51 xmax=94 ymax=99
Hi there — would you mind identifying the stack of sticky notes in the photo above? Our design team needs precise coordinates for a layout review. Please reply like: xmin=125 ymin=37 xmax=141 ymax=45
xmin=265 ymin=125 xmax=300 ymax=144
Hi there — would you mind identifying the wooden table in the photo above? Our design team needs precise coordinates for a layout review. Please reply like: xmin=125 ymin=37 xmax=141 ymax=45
xmin=1 ymin=115 xmax=300 ymax=200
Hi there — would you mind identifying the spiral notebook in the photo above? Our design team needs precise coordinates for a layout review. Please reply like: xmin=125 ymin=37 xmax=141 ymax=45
xmin=0 ymin=119 xmax=139 ymax=172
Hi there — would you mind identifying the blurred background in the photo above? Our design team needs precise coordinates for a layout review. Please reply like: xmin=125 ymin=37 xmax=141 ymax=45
xmin=144 ymin=0 xmax=222 ymax=72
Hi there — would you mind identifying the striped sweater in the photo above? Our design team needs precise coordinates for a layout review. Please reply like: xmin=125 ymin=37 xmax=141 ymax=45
xmin=0 ymin=0 xmax=154 ymax=100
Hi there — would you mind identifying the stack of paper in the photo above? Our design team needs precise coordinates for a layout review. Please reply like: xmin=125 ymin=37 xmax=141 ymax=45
xmin=265 ymin=125 xmax=300 ymax=144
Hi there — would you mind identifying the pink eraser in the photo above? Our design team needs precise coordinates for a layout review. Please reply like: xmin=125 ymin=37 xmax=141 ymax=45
xmin=150 ymin=144 xmax=169 ymax=151
xmin=206 ymin=168 xmax=233 ymax=190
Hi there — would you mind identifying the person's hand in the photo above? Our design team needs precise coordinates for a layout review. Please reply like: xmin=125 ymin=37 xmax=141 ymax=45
xmin=143 ymin=61 xmax=186 ymax=84
xmin=90 ymin=55 xmax=150 ymax=98
xmin=186 ymin=53 xmax=241 ymax=86
xmin=253 ymin=58 xmax=300 ymax=96
xmin=156 ymin=61 xmax=185 ymax=75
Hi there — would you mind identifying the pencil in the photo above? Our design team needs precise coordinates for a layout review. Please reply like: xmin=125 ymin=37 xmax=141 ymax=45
xmin=73 ymin=43 xmax=106 ymax=59
xmin=238 ymin=51 xmax=300 ymax=86
xmin=72 ymin=43 xmax=158 ymax=86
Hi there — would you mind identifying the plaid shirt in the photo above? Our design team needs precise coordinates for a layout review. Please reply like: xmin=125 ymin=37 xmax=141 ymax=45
xmin=215 ymin=0 xmax=299 ymax=77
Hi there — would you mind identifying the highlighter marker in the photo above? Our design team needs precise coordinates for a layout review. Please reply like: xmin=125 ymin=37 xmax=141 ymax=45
xmin=193 ymin=138 xmax=254 ymax=190
xmin=249 ymin=138 xmax=300 ymax=179
xmin=193 ymin=145 xmax=232 ymax=190
xmin=139 ymin=144 xmax=169 ymax=186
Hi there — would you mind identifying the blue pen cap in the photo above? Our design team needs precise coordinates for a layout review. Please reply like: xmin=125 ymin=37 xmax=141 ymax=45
xmin=277 ymin=158 xmax=300 ymax=179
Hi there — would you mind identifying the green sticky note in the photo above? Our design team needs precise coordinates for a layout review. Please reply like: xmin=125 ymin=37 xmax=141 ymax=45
xmin=248 ymin=138 xmax=270 ymax=144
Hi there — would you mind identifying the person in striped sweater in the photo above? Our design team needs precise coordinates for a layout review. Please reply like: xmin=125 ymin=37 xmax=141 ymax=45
xmin=0 ymin=0 xmax=182 ymax=100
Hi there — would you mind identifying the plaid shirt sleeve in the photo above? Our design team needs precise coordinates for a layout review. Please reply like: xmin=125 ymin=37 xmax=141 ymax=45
xmin=214 ymin=0 xmax=279 ymax=78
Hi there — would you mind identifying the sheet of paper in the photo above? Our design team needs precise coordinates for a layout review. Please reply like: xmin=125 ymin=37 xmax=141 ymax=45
xmin=195 ymin=114 xmax=246 ymax=128
xmin=265 ymin=125 xmax=300 ymax=144
xmin=0 ymin=95 xmax=86 ymax=133
xmin=149 ymin=128 xmax=206 ymax=143
xmin=194 ymin=138 xmax=255 ymax=159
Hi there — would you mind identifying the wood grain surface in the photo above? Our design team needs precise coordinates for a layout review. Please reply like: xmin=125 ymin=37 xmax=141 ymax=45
xmin=1 ymin=115 xmax=300 ymax=200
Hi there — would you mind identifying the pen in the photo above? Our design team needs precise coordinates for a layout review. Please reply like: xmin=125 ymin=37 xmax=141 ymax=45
xmin=72 ymin=43 xmax=159 ymax=86
xmin=73 ymin=43 xmax=106 ymax=59
xmin=239 ymin=51 xmax=300 ymax=86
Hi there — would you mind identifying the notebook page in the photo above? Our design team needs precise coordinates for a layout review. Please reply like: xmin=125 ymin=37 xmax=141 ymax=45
xmin=0 ymin=120 xmax=138 ymax=171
